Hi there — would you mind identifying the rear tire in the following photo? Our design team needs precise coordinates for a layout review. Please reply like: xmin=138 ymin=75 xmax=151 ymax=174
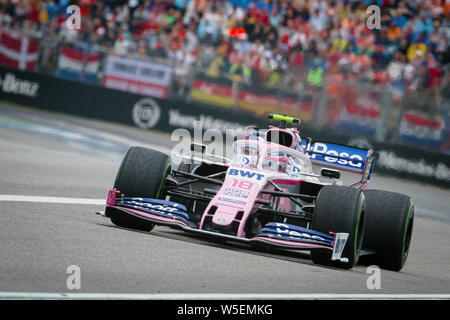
xmin=359 ymin=190 xmax=414 ymax=271
xmin=110 ymin=146 xmax=171 ymax=232
xmin=311 ymin=185 xmax=365 ymax=269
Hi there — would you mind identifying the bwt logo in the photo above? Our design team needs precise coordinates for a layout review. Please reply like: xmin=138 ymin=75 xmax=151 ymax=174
xmin=66 ymin=5 xmax=81 ymax=30
xmin=366 ymin=5 xmax=381 ymax=30
xmin=228 ymin=169 xmax=264 ymax=181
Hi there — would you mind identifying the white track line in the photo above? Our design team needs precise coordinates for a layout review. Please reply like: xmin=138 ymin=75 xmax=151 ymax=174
xmin=0 ymin=292 xmax=449 ymax=300
xmin=0 ymin=195 xmax=104 ymax=205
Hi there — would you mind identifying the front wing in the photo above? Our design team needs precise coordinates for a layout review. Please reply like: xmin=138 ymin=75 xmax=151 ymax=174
xmin=105 ymin=190 xmax=347 ymax=257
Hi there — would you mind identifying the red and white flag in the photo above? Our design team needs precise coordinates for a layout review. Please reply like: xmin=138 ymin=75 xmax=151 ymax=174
xmin=57 ymin=46 xmax=100 ymax=82
xmin=399 ymin=111 xmax=444 ymax=142
xmin=0 ymin=31 xmax=39 ymax=71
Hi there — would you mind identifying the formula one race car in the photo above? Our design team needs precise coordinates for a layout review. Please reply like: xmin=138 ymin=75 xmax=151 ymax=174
xmin=102 ymin=114 xmax=414 ymax=271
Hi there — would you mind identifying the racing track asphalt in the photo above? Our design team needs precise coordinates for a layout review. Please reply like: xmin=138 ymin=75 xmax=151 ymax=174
xmin=0 ymin=102 xmax=449 ymax=294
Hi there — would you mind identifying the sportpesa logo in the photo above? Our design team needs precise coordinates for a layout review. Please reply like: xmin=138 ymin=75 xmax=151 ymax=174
xmin=308 ymin=143 xmax=364 ymax=168
xmin=275 ymin=223 xmax=327 ymax=242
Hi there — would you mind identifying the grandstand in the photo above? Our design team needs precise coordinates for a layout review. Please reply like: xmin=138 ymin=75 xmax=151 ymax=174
xmin=0 ymin=0 xmax=449 ymax=152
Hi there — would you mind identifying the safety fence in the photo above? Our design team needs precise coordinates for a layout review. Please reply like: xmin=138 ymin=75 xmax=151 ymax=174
xmin=1 ymin=65 xmax=449 ymax=187
xmin=0 ymin=27 xmax=449 ymax=158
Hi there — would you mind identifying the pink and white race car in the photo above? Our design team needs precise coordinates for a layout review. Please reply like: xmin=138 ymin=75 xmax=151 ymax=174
xmin=102 ymin=114 xmax=414 ymax=270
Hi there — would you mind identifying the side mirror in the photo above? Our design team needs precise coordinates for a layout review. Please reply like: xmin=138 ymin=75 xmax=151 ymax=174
xmin=320 ymin=168 xmax=341 ymax=179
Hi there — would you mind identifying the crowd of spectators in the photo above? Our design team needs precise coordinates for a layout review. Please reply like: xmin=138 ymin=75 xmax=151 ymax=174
xmin=0 ymin=0 xmax=449 ymax=111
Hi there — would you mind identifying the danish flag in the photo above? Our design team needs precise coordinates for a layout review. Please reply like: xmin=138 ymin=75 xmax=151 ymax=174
xmin=0 ymin=31 xmax=39 ymax=71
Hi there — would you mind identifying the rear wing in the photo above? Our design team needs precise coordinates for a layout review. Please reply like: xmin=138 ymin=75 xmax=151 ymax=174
xmin=302 ymin=140 xmax=376 ymax=184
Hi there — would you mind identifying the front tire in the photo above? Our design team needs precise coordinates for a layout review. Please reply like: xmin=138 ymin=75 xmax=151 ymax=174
xmin=360 ymin=190 xmax=414 ymax=271
xmin=109 ymin=146 xmax=171 ymax=232
xmin=311 ymin=185 xmax=365 ymax=269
